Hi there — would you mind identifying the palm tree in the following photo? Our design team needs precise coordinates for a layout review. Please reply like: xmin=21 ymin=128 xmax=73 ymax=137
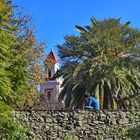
xmin=57 ymin=17 xmax=140 ymax=109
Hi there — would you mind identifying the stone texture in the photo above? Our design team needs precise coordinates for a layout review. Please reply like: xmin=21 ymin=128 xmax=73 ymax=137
xmin=14 ymin=110 xmax=137 ymax=140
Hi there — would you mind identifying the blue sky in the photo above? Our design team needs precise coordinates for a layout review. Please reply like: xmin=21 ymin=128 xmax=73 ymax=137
xmin=13 ymin=0 xmax=140 ymax=54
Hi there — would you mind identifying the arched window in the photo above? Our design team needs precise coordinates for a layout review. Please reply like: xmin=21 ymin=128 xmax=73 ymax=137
xmin=48 ymin=70 xmax=51 ymax=77
xmin=47 ymin=91 xmax=51 ymax=100
xmin=45 ymin=89 xmax=53 ymax=101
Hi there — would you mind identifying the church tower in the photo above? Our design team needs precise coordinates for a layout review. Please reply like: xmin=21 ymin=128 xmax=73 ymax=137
xmin=44 ymin=49 xmax=59 ymax=79
xmin=40 ymin=50 xmax=63 ymax=109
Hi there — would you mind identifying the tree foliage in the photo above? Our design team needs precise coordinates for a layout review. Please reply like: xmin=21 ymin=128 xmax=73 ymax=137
xmin=117 ymin=111 xmax=140 ymax=140
xmin=0 ymin=0 xmax=45 ymax=138
xmin=57 ymin=17 xmax=140 ymax=109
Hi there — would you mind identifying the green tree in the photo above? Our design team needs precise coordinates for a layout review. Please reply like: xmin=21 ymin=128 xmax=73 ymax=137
xmin=0 ymin=0 xmax=45 ymax=138
xmin=12 ymin=13 xmax=45 ymax=109
xmin=57 ymin=17 xmax=140 ymax=109
xmin=0 ymin=0 xmax=29 ymax=139
xmin=117 ymin=111 xmax=140 ymax=140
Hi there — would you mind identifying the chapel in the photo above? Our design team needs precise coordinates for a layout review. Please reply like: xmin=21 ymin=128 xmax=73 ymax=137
xmin=40 ymin=50 xmax=63 ymax=109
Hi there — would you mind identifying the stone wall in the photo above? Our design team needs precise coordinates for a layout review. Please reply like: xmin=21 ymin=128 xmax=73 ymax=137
xmin=14 ymin=110 xmax=135 ymax=140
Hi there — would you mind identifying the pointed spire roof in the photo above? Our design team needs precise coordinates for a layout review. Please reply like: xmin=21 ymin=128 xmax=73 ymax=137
xmin=45 ymin=50 xmax=59 ymax=64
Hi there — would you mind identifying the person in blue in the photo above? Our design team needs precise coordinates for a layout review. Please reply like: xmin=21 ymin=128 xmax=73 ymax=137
xmin=84 ymin=95 xmax=99 ymax=110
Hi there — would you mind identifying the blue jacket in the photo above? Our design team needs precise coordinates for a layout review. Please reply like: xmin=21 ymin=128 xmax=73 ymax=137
xmin=85 ymin=97 xmax=99 ymax=110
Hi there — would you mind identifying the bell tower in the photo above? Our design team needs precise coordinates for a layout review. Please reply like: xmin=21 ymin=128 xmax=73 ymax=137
xmin=40 ymin=49 xmax=63 ymax=109
xmin=44 ymin=49 xmax=59 ymax=79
